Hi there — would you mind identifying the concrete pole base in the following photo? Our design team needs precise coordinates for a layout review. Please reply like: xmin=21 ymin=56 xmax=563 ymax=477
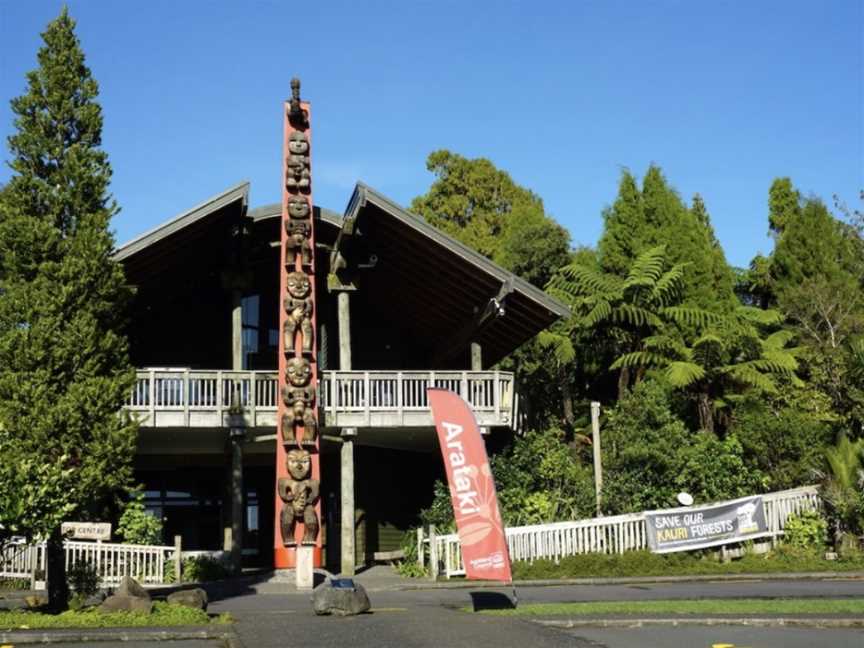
xmin=296 ymin=546 xmax=315 ymax=590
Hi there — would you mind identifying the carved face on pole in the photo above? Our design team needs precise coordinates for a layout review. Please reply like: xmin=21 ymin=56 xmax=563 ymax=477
xmin=288 ymin=196 xmax=310 ymax=219
xmin=288 ymin=131 xmax=309 ymax=155
xmin=286 ymin=271 xmax=311 ymax=299
xmin=285 ymin=357 xmax=312 ymax=386
xmin=286 ymin=448 xmax=311 ymax=480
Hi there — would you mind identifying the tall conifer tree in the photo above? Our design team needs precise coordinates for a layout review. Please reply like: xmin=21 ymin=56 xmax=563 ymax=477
xmin=598 ymin=165 xmax=736 ymax=312
xmin=0 ymin=9 xmax=136 ymax=608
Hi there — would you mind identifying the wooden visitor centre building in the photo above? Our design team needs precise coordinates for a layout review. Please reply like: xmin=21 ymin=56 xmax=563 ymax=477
xmin=117 ymin=164 xmax=568 ymax=575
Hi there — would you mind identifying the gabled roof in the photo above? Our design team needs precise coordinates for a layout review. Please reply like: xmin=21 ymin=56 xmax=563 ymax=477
xmin=115 ymin=181 xmax=250 ymax=261
xmin=337 ymin=183 xmax=570 ymax=365
xmin=347 ymin=182 xmax=570 ymax=319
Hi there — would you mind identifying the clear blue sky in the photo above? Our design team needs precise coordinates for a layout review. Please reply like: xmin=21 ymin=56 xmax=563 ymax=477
xmin=1 ymin=1 xmax=861 ymax=268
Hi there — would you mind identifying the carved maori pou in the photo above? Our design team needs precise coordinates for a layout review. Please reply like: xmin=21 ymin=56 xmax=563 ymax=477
xmin=278 ymin=449 xmax=320 ymax=546
xmin=285 ymin=356 xmax=313 ymax=387
xmin=283 ymin=272 xmax=313 ymax=355
xmin=281 ymin=385 xmax=317 ymax=447
xmin=287 ymin=77 xmax=309 ymax=129
xmin=285 ymin=219 xmax=312 ymax=269
xmin=287 ymin=195 xmax=310 ymax=219
xmin=285 ymin=131 xmax=310 ymax=191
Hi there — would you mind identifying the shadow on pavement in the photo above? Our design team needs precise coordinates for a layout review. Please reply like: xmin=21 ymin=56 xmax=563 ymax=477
xmin=469 ymin=591 xmax=516 ymax=612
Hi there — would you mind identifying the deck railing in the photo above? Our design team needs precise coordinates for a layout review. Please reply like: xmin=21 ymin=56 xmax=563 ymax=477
xmin=422 ymin=485 xmax=821 ymax=578
xmin=0 ymin=540 xmax=176 ymax=586
xmin=125 ymin=369 xmax=515 ymax=429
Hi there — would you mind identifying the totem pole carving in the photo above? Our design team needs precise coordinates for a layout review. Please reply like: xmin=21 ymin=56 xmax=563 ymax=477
xmin=285 ymin=220 xmax=312 ymax=269
xmin=285 ymin=131 xmax=310 ymax=191
xmin=281 ymin=384 xmax=317 ymax=447
xmin=276 ymin=77 xmax=320 ymax=564
xmin=278 ymin=449 xmax=320 ymax=546
xmin=283 ymin=272 xmax=313 ymax=355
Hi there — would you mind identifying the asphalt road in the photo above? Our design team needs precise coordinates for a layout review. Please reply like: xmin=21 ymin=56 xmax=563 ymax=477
xmin=563 ymin=625 xmax=864 ymax=648
xmin=205 ymin=578 xmax=864 ymax=648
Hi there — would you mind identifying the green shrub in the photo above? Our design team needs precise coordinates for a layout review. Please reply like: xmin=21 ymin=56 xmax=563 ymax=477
xmin=732 ymin=403 xmax=831 ymax=491
xmin=0 ymin=577 xmax=30 ymax=591
xmin=395 ymin=530 xmax=428 ymax=578
xmin=511 ymin=544 xmax=864 ymax=580
xmin=116 ymin=491 xmax=163 ymax=545
xmin=0 ymin=601 xmax=215 ymax=629
xmin=67 ymin=561 xmax=100 ymax=597
xmin=783 ymin=510 xmax=828 ymax=550
xmin=182 ymin=555 xmax=230 ymax=582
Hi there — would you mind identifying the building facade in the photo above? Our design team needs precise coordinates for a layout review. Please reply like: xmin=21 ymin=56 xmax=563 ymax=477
xmin=116 ymin=129 xmax=567 ymax=576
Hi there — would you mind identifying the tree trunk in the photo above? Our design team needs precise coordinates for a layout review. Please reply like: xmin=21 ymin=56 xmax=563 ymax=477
xmin=617 ymin=367 xmax=630 ymax=401
xmin=46 ymin=527 xmax=68 ymax=612
xmin=697 ymin=391 xmax=714 ymax=434
xmin=558 ymin=364 xmax=576 ymax=435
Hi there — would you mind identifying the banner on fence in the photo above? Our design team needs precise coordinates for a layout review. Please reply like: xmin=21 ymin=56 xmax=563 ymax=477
xmin=428 ymin=388 xmax=512 ymax=583
xmin=645 ymin=495 xmax=769 ymax=553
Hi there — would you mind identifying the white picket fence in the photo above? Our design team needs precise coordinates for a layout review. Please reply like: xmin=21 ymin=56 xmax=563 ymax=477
xmin=421 ymin=485 xmax=821 ymax=578
xmin=0 ymin=540 xmax=177 ymax=587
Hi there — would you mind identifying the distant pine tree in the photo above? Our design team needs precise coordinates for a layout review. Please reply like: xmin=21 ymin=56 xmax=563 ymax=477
xmin=0 ymin=8 xmax=136 ymax=610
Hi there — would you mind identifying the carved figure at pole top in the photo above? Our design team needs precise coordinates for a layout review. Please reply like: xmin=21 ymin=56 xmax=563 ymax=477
xmin=284 ymin=272 xmax=313 ymax=355
xmin=286 ymin=131 xmax=310 ymax=192
xmin=287 ymin=195 xmax=310 ymax=220
xmin=281 ymin=383 xmax=317 ymax=447
xmin=285 ymin=219 xmax=312 ymax=269
xmin=285 ymin=356 xmax=313 ymax=387
xmin=278 ymin=449 xmax=319 ymax=546
xmin=287 ymin=77 xmax=309 ymax=129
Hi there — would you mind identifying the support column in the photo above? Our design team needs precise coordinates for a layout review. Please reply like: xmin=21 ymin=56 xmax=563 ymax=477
xmin=341 ymin=428 xmax=356 ymax=575
xmin=338 ymin=291 xmax=352 ymax=369
xmin=229 ymin=420 xmax=246 ymax=574
xmin=232 ymin=289 xmax=243 ymax=371
xmin=225 ymin=289 xmax=245 ymax=559
xmin=470 ymin=342 xmax=482 ymax=371
xmin=336 ymin=290 xmax=356 ymax=575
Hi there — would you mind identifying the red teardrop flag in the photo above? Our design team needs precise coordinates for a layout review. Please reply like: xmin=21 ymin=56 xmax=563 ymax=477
xmin=428 ymin=388 xmax=513 ymax=583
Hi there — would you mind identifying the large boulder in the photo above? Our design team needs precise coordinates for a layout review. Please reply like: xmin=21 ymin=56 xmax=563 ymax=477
xmin=312 ymin=580 xmax=371 ymax=616
xmin=167 ymin=587 xmax=208 ymax=611
xmin=99 ymin=576 xmax=153 ymax=614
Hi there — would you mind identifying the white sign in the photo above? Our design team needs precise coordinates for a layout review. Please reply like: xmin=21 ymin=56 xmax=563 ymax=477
xmin=61 ymin=522 xmax=111 ymax=541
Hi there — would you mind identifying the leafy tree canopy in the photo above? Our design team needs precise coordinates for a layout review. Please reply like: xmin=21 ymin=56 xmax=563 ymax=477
xmin=411 ymin=149 xmax=570 ymax=288
xmin=0 ymin=7 xmax=136 ymax=551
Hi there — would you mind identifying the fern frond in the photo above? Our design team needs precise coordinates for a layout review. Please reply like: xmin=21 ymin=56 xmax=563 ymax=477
xmin=661 ymin=306 xmax=720 ymax=328
xmin=610 ymin=351 xmax=668 ymax=370
xmin=762 ymin=329 xmax=796 ymax=352
xmin=612 ymin=303 xmax=661 ymax=328
xmin=736 ymin=306 xmax=783 ymax=326
xmin=664 ymin=361 xmax=705 ymax=388
xmin=625 ymin=245 xmax=667 ymax=286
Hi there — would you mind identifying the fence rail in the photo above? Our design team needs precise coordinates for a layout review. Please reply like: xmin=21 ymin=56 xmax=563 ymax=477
xmin=1 ymin=540 xmax=176 ymax=586
xmin=125 ymin=368 xmax=516 ymax=429
xmin=422 ymin=485 xmax=821 ymax=578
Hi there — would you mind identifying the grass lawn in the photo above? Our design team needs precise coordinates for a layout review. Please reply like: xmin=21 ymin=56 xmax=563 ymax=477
xmin=0 ymin=601 xmax=231 ymax=630
xmin=478 ymin=598 xmax=864 ymax=617
xmin=511 ymin=547 xmax=864 ymax=580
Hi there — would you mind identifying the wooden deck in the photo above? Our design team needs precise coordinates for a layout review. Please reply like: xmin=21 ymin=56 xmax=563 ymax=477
xmin=125 ymin=369 xmax=516 ymax=430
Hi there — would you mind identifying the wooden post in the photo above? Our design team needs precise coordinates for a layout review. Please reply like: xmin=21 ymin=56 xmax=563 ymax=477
xmin=470 ymin=342 xmax=482 ymax=371
xmin=416 ymin=527 xmax=424 ymax=570
xmin=591 ymin=401 xmax=602 ymax=517
xmin=173 ymin=535 xmax=182 ymax=583
xmin=428 ymin=525 xmax=438 ymax=581
xmin=232 ymin=289 xmax=243 ymax=371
